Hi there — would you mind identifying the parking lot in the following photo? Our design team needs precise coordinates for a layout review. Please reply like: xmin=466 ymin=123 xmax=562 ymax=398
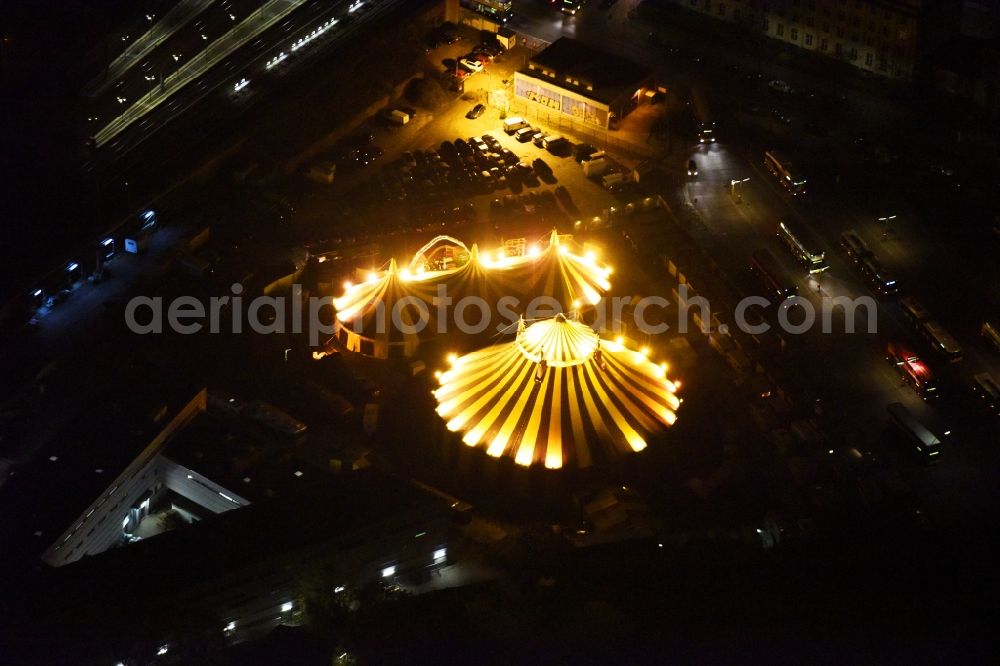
xmin=292 ymin=88 xmax=649 ymax=251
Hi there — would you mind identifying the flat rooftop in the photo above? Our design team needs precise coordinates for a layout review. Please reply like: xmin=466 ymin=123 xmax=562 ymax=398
xmin=0 ymin=372 xmax=200 ymax=578
xmin=521 ymin=37 xmax=653 ymax=105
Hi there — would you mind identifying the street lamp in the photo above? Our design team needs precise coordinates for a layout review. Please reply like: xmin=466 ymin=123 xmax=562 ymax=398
xmin=878 ymin=214 xmax=897 ymax=240
xmin=730 ymin=177 xmax=750 ymax=202
xmin=172 ymin=53 xmax=180 ymax=61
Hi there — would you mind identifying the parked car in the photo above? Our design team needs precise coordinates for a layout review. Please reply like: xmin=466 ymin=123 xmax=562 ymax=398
xmin=574 ymin=143 xmax=598 ymax=162
xmin=490 ymin=167 xmax=507 ymax=188
xmin=459 ymin=58 xmax=484 ymax=73
xmin=466 ymin=103 xmax=485 ymax=119
xmin=476 ymin=40 xmax=504 ymax=57
xmin=768 ymin=79 xmax=792 ymax=93
xmin=554 ymin=185 xmax=578 ymax=215
xmin=532 ymin=158 xmax=553 ymax=178
xmin=515 ymin=162 xmax=538 ymax=186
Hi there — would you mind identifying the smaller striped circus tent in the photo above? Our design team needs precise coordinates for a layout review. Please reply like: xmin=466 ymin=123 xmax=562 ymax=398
xmin=433 ymin=314 xmax=681 ymax=469
xmin=332 ymin=232 xmax=613 ymax=359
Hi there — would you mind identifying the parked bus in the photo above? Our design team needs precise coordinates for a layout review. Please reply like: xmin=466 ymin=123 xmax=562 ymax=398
xmin=900 ymin=296 xmax=930 ymax=326
xmin=886 ymin=340 xmax=939 ymax=400
xmin=751 ymin=248 xmax=798 ymax=301
xmin=764 ymin=150 xmax=807 ymax=195
xmin=886 ymin=402 xmax=942 ymax=464
xmin=839 ymin=230 xmax=871 ymax=265
xmin=776 ymin=220 xmax=828 ymax=273
xmin=920 ymin=320 xmax=963 ymax=362
xmin=858 ymin=255 xmax=899 ymax=296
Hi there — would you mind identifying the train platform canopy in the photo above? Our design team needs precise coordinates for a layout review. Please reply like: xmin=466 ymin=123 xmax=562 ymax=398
xmin=433 ymin=314 xmax=681 ymax=469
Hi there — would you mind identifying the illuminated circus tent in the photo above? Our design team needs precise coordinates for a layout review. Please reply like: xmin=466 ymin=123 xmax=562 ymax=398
xmin=476 ymin=230 xmax=613 ymax=310
xmin=332 ymin=232 xmax=613 ymax=359
xmin=332 ymin=256 xmax=440 ymax=359
xmin=433 ymin=315 xmax=681 ymax=469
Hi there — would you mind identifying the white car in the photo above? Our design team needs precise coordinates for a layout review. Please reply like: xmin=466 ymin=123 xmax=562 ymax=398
xmin=459 ymin=58 xmax=483 ymax=73
xmin=768 ymin=79 xmax=792 ymax=93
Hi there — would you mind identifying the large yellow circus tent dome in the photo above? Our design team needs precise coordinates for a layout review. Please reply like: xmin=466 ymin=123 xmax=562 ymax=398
xmin=433 ymin=315 xmax=681 ymax=469
xmin=332 ymin=232 xmax=613 ymax=359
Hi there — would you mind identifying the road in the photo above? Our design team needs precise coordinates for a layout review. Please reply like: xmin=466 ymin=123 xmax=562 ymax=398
xmin=511 ymin=0 xmax=1000 ymax=528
